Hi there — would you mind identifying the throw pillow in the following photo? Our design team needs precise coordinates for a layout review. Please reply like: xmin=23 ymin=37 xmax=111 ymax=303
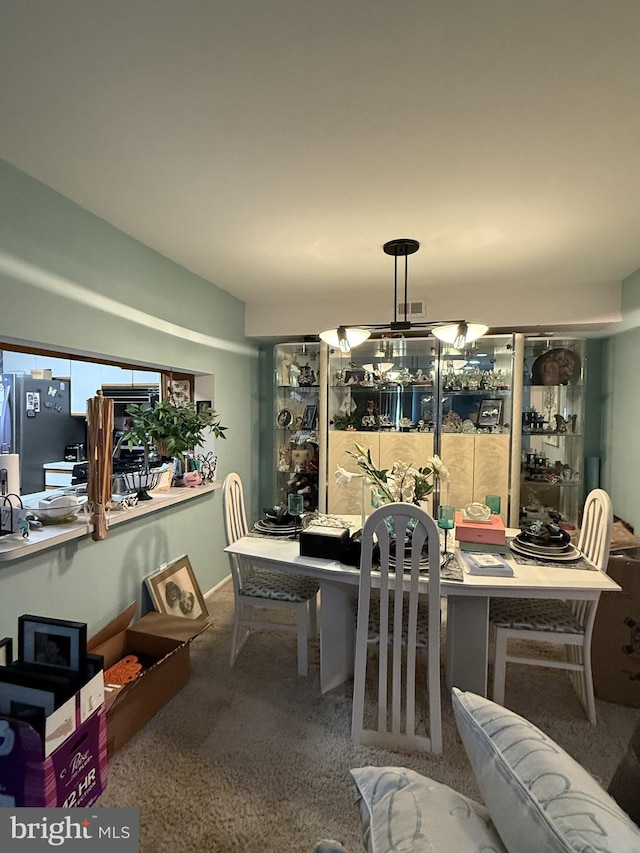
xmin=350 ymin=766 xmax=507 ymax=853
xmin=452 ymin=688 xmax=640 ymax=853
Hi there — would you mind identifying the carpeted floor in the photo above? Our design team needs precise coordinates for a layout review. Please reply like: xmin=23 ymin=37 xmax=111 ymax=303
xmin=98 ymin=581 xmax=640 ymax=852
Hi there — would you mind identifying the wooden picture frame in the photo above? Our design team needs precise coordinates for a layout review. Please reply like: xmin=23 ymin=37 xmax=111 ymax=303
xmin=18 ymin=615 xmax=87 ymax=675
xmin=0 ymin=637 xmax=12 ymax=667
xmin=476 ymin=398 xmax=503 ymax=428
xmin=162 ymin=371 xmax=194 ymax=406
xmin=145 ymin=554 xmax=209 ymax=620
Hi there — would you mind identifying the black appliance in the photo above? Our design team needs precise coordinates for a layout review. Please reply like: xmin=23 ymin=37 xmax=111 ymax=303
xmin=0 ymin=374 xmax=86 ymax=494
xmin=65 ymin=443 xmax=86 ymax=461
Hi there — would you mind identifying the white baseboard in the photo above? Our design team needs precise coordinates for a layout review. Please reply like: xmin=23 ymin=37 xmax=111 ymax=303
xmin=204 ymin=574 xmax=231 ymax=604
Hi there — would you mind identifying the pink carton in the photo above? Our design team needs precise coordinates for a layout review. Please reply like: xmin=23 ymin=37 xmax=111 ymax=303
xmin=455 ymin=511 xmax=506 ymax=546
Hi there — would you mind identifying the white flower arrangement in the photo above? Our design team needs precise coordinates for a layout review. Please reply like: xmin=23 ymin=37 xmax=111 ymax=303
xmin=336 ymin=442 xmax=449 ymax=506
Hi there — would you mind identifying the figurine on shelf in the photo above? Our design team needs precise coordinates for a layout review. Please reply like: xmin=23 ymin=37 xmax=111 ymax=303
xmin=288 ymin=361 xmax=300 ymax=387
xmin=306 ymin=442 xmax=320 ymax=474
xmin=298 ymin=364 xmax=316 ymax=386
xmin=278 ymin=445 xmax=292 ymax=472
xmin=291 ymin=445 xmax=310 ymax=473
xmin=553 ymin=413 xmax=568 ymax=433
xmin=442 ymin=411 xmax=463 ymax=432
xmin=361 ymin=399 xmax=380 ymax=429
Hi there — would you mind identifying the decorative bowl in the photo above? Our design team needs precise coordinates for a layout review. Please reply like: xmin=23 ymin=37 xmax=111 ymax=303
xmin=23 ymin=496 xmax=88 ymax=524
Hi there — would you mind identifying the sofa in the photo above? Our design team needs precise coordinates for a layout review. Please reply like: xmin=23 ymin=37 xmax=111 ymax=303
xmin=315 ymin=688 xmax=640 ymax=853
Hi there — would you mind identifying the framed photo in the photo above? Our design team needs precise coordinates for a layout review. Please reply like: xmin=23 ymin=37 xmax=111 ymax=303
xmin=18 ymin=615 xmax=87 ymax=674
xmin=301 ymin=404 xmax=317 ymax=429
xmin=145 ymin=554 xmax=209 ymax=620
xmin=0 ymin=637 xmax=12 ymax=667
xmin=196 ymin=399 xmax=212 ymax=415
xmin=476 ymin=398 xmax=503 ymax=428
xmin=163 ymin=371 xmax=194 ymax=405
xmin=0 ymin=681 xmax=56 ymax=734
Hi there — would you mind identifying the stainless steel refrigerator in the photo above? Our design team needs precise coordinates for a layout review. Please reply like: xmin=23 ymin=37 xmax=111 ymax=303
xmin=0 ymin=374 xmax=86 ymax=495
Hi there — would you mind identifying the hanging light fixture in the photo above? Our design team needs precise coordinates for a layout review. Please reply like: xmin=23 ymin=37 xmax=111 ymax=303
xmin=318 ymin=325 xmax=371 ymax=353
xmin=383 ymin=238 xmax=420 ymax=331
xmin=318 ymin=237 xmax=488 ymax=350
xmin=432 ymin=321 xmax=489 ymax=349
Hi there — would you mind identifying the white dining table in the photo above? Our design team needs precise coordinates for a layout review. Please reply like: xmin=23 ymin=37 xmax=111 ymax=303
xmin=224 ymin=527 xmax=621 ymax=696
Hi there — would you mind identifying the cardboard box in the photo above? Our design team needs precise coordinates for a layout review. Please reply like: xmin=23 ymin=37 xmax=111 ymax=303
xmin=0 ymin=693 xmax=107 ymax=807
xmin=88 ymin=603 xmax=208 ymax=756
xmin=455 ymin=512 xmax=506 ymax=546
xmin=30 ymin=368 xmax=52 ymax=380
xmin=593 ymin=550 xmax=640 ymax=707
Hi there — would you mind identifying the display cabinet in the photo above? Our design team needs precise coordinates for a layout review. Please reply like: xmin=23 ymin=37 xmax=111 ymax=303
xmin=325 ymin=334 xmax=514 ymax=522
xmin=516 ymin=337 xmax=586 ymax=530
xmin=274 ymin=342 xmax=323 ymax=512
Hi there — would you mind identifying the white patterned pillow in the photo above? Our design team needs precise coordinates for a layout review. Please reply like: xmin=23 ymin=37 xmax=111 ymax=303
xmin=452 ymin=688 xmax=640 ymax=853
xmin=350 ymin=766 xmax=507 ymax=853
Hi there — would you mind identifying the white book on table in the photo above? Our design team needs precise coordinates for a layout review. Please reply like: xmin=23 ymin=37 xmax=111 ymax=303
xmin=460 ymin=551 xmax=515 ymax=577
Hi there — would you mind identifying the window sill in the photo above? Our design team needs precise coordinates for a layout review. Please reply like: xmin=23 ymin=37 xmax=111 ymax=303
xmin=0 ymin=482 xmax=221 ymax=563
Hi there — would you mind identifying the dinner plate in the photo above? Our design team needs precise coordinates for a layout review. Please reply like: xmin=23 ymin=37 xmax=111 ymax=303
xmin=509 ymin=540 xmax=582 ymax=562
xmin=510 ymin=537 xmax=576 ymax=556
xmin=512 ymin=536 xmax=574 ymax=556
xmin=253 ymin=520 xmax=298 ymax=535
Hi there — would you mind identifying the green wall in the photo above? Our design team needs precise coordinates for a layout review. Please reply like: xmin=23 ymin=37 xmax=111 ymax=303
xmin=603 ymin=268 xmax=640 ymax=530
xmin=0 ymin=159 xmax=259 ymax=641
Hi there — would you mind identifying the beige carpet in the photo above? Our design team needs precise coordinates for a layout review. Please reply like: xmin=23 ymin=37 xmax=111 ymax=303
xmin=99 ymin=581 xmax=640 ymax=852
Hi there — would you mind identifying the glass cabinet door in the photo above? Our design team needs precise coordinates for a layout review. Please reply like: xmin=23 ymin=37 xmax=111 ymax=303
xmin=274 ymin=342 xmax=321 ymax=512
xmin=325 ymin=334 xmax=515 ymax=521
xmin=328 ymin=336 xmax=438 ymax=434
xmin=519 ymin=337 xmax=586 ymax=530
xmin=438 ymin=335 xmax=514 ymax=524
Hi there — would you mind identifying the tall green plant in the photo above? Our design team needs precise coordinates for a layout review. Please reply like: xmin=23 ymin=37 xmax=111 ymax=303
xmin=123 ymin=398 xmax=227 ymax=461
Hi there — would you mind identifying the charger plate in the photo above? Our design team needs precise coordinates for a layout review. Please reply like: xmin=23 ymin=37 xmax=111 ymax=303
xmin=509 ymin=539 xmax=582 ymax=562
xmin=253 ymin=519 xmax=299 ymax=536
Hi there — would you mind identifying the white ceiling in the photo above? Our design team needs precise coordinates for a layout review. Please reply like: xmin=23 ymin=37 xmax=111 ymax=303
xmin=2 ymin=1 xmax=640 ymax=333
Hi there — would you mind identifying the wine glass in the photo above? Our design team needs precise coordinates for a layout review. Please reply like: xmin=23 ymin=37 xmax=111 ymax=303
xmin=437 ymin=505 xmax=456 ymax=563
xmin=288 ymin=493 xmax=304 ymax=537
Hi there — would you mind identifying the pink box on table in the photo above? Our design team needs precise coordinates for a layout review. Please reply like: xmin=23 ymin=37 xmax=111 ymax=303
xmin=455 ymin=512 xmax=506 ymax=546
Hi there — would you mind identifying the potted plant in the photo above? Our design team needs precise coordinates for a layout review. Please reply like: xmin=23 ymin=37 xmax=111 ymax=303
xmin=122 ymin=398 xmax=228 ymax=463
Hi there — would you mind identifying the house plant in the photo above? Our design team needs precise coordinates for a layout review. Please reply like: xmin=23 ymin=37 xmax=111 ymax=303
xmin=122 ymin=398 xmax=227 ymax=463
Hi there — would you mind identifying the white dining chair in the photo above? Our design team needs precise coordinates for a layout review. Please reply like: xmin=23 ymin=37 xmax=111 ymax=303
xmin=351 ymin=502 xmax=443 ymax=753
xmin=222 ymin=473 xmax=319 ymax=675
xmin=490 ymin=488 xmax=613 ymax=725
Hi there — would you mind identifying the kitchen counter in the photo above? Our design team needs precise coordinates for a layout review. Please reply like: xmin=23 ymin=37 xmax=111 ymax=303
xmin=0 ymin=481 xmax=221 ymax=562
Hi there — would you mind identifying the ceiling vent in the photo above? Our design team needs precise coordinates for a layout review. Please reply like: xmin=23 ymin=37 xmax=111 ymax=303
xmin=396 ymin=298 xmax=427 ymax=320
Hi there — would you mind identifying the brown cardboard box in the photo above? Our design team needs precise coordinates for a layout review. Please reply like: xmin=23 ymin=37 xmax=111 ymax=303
xmin=592 ymin=550 xmax=640 ymax=707
xmin=88 ymin=603 xmax=209 ymax=755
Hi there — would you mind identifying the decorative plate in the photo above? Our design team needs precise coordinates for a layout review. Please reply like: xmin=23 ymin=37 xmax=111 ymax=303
xmin=276 ymin=408 xmax=293 ymax=428
xmin=531 ymin=348 xmax=581 ymax=385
